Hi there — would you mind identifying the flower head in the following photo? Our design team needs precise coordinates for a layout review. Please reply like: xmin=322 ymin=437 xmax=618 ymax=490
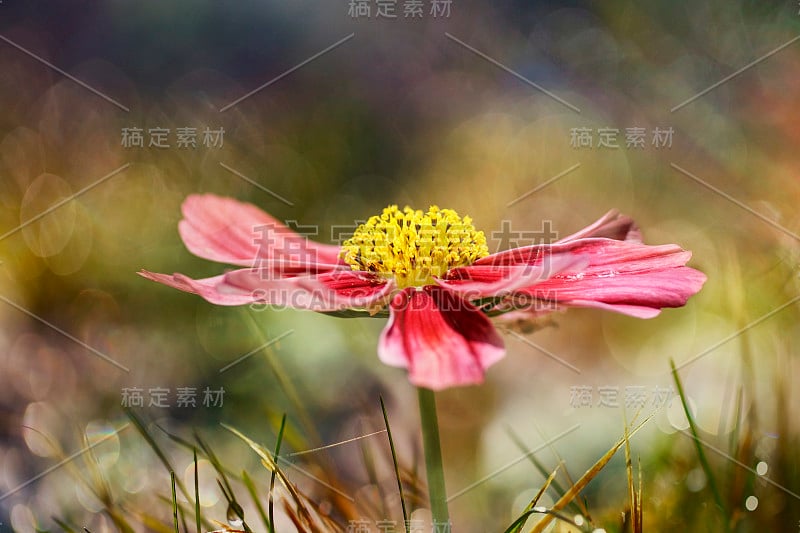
xmin=140 ymin=194 xmax=706 ymax=390
xmin=341 ymin=205 xmax=488 ymax=287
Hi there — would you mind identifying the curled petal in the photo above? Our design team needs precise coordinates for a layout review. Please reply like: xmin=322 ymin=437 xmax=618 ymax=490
xmin=378 ymin=286 xmax=505 ymax=390
xmin=138 ymin=270 xmax=258 ymax=306
xmin=140 ymin=268 xmax=392 ymax=311
xmin=179 ymin=193 xmax=343 ymax=267
xmin=555 ymin=210 xmax=642 ymax=243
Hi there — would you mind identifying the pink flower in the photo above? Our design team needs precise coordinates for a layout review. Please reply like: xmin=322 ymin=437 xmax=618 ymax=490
xmin=140 ymin=194 xmax=706 ymax=390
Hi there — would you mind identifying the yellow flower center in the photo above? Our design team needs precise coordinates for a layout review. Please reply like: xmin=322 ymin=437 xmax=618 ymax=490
xmin=341 ymin=205 xmax=489 ymax=288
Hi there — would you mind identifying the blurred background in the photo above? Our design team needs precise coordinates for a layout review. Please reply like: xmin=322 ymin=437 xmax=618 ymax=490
xmin=1 ymin=1 xmax=799 ymax=531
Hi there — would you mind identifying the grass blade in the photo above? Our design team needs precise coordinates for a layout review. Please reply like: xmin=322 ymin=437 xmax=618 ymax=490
xmin=636 ymin=456 xmax=643 ymax=533
xmin=194 ymin=431 xmax=238 ymax=507
xmin=359 ymin=419 xmax=387 ymax=520
xmin=623 ymin=413 xmax=643 ymax=533
xmin=530 ymin=412 xmax=654 ymax=533
xmin=194 ymin=449 xmax=202 ymax=533
xmin=381 ymin=395 xmax=409 ymax=532
xmin=240 ymin=310 xmax=322 ymax=447
xmin=670 ymin=359 xmax=729 ymax=526
xmin=170 ymin=471 xmax=179 ymax=533
xmin=503 ymin=507 xmax=579 ymax=533
xmin=242 ymin=470 xmax=272 ymax=532
xmin=193 ymin=432 xmax=252 ymax=532
xmin=504 ymin=462 xmax=561 ymax=533
xmin=505 ymin=426 xmax=584 ymax=517
xmin=52 ymin=517 xmax=78 ymax=533
xmin=269 ymin=414 xmax=287 ymax=533
xmin=124 ymin=409 xmax=192 ymax=503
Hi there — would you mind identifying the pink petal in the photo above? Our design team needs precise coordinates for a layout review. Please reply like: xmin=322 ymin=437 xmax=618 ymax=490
xmin=555 ymin=210 xmax=642 ymax=243
xmin=438 ymin=254 xmax=588 ymax=300
xmin=560 ymin=300 xmax=662 ymax=319
xmin=516 ymin=266 xmax=706 ymax=316
xmin=481 ymin=238 xmax=706 ymax=317
xmin=138 ymin=270 xmax=258 ymax=306
xmin=140 ymin=268 xmax=393 ymax=311
xmin=231 ymin=259 xmax=346 ymax=279
xmin=378 ymin=286 xmax=505 ymax=390
xmin=178 ymin=194 xmax=343 ymax=267
xmin=475 ymin=238 xmax=691 ymax=270
xmin=223 ymin=268 xmax=395 ymax=311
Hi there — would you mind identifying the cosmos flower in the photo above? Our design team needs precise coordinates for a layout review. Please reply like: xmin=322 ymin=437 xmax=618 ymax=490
xmin=140 ymin=194 xmax=706 ymax=390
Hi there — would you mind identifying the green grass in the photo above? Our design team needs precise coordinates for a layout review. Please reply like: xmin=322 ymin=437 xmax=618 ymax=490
xmin=40 ymin=371 xmax=798 ymax=533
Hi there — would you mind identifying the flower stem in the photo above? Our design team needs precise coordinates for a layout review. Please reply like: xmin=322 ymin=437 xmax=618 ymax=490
xmin=417 ymin=387 xmax=450 ymax=528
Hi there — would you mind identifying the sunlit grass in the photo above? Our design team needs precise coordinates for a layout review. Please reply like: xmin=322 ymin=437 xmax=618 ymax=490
xmin=37 ymin=347 xmax=797 ymax=533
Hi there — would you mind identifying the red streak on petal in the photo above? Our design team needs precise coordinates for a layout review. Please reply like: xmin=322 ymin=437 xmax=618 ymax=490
xmin=378 ymin=286 xmax=505 ymax=390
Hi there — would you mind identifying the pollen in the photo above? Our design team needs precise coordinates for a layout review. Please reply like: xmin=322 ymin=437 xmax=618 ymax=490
xmin=341 ymin=205 xmax=489 ymax=288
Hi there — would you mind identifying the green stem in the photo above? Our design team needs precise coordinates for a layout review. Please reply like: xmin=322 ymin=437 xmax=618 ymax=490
xmin=417 ymin=387 xmax=450 ymax=529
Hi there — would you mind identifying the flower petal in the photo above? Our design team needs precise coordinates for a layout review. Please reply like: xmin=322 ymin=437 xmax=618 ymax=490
xmin=178 ymin=193 xmax=343 ymax=266
xmin=555 ymin=210 xmax=642 ymax=243
xmin=475 ymin=238 xmax=691 ymax=269
xmin=482 ymin=238 xmax=706 ymax=317
xmin=516 ymin=266 xmax=707 ymax=317
xmin=438 ymin=254 xmax=588 ymax=300
xmin=559 ymin=300 xmax=662 ymax=319
xmin=140 ymin=268 xmax=393 ymax=311
xmin=223 ymin=268 xmax=394 ymax=311
xmin=378 ymin=286 xmax=505 ymax=390
xmin=138 ymin=270 xmax=258 ymax=306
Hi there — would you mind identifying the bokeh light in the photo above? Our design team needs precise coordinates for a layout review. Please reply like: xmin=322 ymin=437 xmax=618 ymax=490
xmin=1 ymin=1 xmax=799 ymax=531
